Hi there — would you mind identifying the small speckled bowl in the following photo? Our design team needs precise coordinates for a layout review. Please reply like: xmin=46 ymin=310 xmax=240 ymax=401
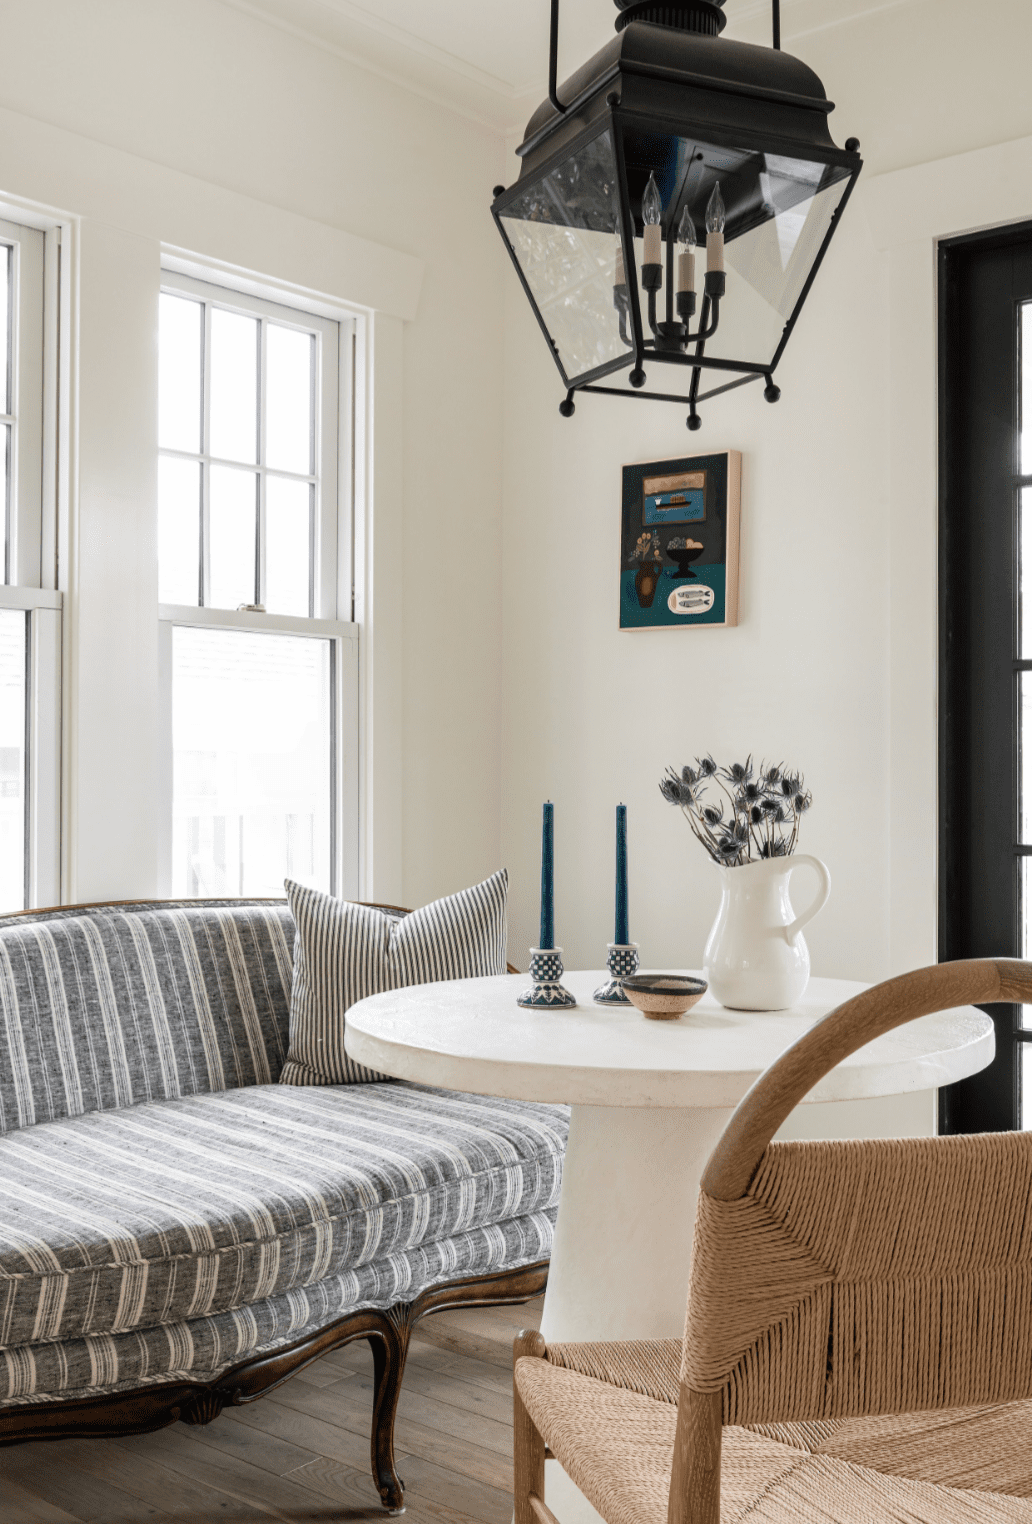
xmin=619 ymin=974 xmax=708 ymax=1021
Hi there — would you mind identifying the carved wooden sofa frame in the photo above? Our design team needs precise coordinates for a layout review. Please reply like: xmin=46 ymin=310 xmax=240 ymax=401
xmin=2 ymin=1258 xmax=547 ymax=1513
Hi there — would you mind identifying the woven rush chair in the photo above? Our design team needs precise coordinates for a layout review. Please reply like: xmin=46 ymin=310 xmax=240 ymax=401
xmin=514 ymin=958 xmax=1032 ymax=1524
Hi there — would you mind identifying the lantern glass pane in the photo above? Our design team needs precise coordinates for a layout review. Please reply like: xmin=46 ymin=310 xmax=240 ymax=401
xmin=499 ymin=130 xmax=632 ymax=385
xmin=620 ymin=131 xmax=853 ymax=369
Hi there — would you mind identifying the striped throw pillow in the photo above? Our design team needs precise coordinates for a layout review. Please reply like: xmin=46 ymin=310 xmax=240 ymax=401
xmin=279 ymin=871 xmax=508 ymax=1085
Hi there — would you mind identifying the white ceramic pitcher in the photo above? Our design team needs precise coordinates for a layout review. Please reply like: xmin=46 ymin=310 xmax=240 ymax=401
xmin=703 ymin=854 xmax=831 ymax=1011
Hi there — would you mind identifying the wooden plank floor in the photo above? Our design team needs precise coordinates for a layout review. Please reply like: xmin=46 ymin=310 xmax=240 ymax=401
xmin=0 ymin=1297 xmax=543 ymax=1524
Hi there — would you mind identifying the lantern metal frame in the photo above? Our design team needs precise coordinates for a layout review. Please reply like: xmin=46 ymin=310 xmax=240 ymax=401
xmin=491 ymin=0 xmax=863 ymax=428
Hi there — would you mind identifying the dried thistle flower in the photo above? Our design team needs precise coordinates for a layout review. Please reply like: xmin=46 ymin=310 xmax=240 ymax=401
xmin=721 ymin=757 xmax=754 ymax=786
xmin=658 ymin=754 xmax=813 ymax=866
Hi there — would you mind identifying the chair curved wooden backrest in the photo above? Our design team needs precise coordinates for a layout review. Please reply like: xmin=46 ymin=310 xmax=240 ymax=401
xmin=670 ymin=957 xmax=1032 ymax=1524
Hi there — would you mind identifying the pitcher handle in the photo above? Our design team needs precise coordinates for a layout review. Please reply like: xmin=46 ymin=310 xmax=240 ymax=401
xmin=783 ymin=855 xmax=831 ymax=941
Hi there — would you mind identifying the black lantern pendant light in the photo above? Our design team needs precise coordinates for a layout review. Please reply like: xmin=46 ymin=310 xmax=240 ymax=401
xmin=491 ymin=0 xmax=862 ymax=428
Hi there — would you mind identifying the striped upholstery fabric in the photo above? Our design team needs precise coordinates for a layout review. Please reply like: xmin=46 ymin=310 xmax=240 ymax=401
xmin=0 ymin=901 xmax=293 ymax=1133
xmin=0 ymin=896 xmax=567 ymax=1411
xmin=0 ymin=1206 xmax=557 ymax=1404
xmin=0 ymin=1081 xmax=567 ymax=1349
xmin=281 ymin=871 xmax=508 ymax=1085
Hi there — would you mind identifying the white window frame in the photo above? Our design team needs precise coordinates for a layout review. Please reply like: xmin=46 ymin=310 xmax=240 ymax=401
xmin=0 ymin=214 xmax=61 ymax=911
xmin=157 ymin=270 xmax=359 ymax=901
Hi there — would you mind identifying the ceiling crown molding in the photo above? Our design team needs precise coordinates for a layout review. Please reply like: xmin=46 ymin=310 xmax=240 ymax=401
xmin=216 ymin=0 xmax=922 ymax=136
xmin=215 ymin=0 xmax=527 ymax=130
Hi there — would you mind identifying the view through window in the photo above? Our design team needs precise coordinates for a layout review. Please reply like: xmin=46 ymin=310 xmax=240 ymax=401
xmin=0 ymin=609 xmax=25 ymax=910
xmin=159 ymin=275 xmax=349 ymax=900
xmin=171 ymin=627 xmax=332 ymax=898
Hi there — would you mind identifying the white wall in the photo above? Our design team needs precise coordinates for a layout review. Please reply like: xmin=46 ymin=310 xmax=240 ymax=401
xmin=70 ymin=222 xmax=160 ymax=901
xmin=0 ymin=0 xmax=507 ymax=908
xmin=5 ymin=0 xmax=1032 ymax=952
xmin=500 ymin=208 xmax=891 ymax=979
xmin=499 ymin=0 xmax=1032 ymax=978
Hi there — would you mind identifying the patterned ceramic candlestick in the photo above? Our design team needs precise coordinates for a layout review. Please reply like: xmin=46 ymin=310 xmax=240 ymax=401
xmin=518 ymin=946 xmax=577 ymax=1008
xmin=594 ymin=941 xmax=640 ymax=1004
xmin=595 ymin=805 xmax=637 ymax=1003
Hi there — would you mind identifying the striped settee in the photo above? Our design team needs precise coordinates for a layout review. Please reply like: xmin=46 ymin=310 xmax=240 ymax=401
xmin=0 ymin=898 xmax=568 ymax=1511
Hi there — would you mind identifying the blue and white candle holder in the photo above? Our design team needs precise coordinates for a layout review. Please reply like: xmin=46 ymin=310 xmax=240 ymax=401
xmin=517 ymin=948 xmax=577 ymax=1008
xmin=593 ymin=943 xmax=639 ymax=1004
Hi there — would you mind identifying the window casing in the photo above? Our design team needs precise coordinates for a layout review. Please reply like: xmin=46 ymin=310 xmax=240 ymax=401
xmin=158 ymin=271 xmax=358 ymax=902
xmin=0 ymin=216 xmax=60 ymax=914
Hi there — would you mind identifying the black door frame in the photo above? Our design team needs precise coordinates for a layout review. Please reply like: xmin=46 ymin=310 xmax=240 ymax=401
xmin=938 ymin=220 xmax=1032 ymax=1134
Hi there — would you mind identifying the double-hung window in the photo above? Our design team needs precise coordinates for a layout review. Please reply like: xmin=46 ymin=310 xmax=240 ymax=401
xmin=0 ymin=216 xmax=60 ymax=914
xmin=158 ymin=272 xmax=358 ymax=901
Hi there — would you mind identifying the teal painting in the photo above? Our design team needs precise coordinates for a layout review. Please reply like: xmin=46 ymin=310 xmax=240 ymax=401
xmin=620 ymin=452 xmax=741 ymax=630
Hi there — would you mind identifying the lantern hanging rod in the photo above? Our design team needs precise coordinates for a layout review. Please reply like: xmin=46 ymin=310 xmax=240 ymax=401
xmin=548 ymin=0 xmax=567 ymax=115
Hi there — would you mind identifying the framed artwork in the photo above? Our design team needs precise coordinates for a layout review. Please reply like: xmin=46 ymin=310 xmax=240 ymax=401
xmin=620 ymin=451 xmax=741 ymax=630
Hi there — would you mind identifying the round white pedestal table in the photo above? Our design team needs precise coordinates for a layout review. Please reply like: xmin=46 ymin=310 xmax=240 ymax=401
xmin=346 ymin=969 xmax=993 ymax=1524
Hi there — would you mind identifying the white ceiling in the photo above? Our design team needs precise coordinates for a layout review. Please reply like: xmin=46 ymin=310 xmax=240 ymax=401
xmin=221 ymin=0 xmax=916 ymax=132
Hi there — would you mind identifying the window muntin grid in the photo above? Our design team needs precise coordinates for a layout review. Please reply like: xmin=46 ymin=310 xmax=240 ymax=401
xmin=158 ymin=285 xmax=321 ymax=618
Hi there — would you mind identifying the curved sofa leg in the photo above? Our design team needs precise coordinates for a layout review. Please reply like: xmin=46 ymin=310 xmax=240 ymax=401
xmin=368 ymin=1308 xmax=412 ymax=1514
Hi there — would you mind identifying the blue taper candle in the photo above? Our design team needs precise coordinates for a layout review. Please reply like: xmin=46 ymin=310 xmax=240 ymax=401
xmin=540 ymin=801 xmax=555 ymax=949
xmin=615 ymin=804 xmax=629 ymax=945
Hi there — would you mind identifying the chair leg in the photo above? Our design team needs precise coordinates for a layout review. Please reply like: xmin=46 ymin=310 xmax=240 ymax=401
xmin=368 ymin=1314 xmax=411 ymax=1514
xmin=514 ymin=1330 xmax=549 ymax=1524
xmin=668 ymin=1384 xmax=722 ymax=1524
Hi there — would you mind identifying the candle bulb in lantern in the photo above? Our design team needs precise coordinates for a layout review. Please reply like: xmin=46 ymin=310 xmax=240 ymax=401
xmin=539 ymin=801 xmax=555 ymax=950
xmin=615 ymin=804 xmax=629 ymax=946
xmin=676 ymin=206 xmax=696 ymax=293
xmin=706 ymin=181 xmax=726 ymax=273
xmin=642 ymin=171 xmax=662 ymax=268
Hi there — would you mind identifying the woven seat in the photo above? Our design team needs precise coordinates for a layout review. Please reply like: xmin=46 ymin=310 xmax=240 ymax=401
xmin=543 ymin=1341 xmax=1032 ymax=1497
xmin=517 ymin=1360 xmax=1032 ymax=1523
xmin=514 ymin=959 xmax=1032 ymax=1524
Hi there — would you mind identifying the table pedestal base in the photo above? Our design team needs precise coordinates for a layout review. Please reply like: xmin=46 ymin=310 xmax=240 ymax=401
xmin=540 ymin=1103 xmax=732 ymax=1345
xmin=538 ymin=1103 xmax=731 ymax=1524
